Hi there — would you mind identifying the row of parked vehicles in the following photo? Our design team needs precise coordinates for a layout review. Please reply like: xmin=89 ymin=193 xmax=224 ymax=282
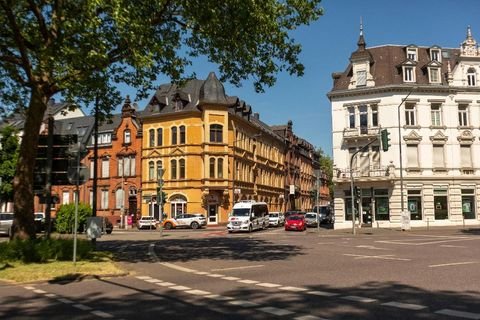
xmin=137 ymin=213 xmax=207 ymax=230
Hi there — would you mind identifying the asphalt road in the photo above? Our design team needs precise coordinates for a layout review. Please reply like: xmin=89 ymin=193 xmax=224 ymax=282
xmin=1 ymin=225 xmax=480 ymax=319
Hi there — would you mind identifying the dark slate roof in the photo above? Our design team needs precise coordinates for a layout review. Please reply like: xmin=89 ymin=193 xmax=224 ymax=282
xmin=331 ymin=45 xmax=461 ymax=91
xmin=53 ymin=116 xmax=95 ymax=145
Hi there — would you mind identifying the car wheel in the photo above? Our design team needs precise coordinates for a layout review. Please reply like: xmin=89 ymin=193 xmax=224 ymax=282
xmin=106 ymin=230 xmax=112 ymax=234
xmin=190 ymin=221 xmax=199 ymax=229
xmin=228 ymin=230 xmax=232 ymax=234
xmin=248 ymin=224 xmax=252 ymax=233
xmin=164 ymin=222 xmax=173 ymax=230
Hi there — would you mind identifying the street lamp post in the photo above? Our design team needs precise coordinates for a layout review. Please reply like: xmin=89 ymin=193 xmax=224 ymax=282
xmin=157 ymin=167 xmax=165 ymax=237
xmin=314 ymin=169 xmax=321 ymax=233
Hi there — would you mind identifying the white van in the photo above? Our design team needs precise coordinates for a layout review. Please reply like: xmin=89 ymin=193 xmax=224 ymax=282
xmin=227 ymin=201 xmax=269 ymax=233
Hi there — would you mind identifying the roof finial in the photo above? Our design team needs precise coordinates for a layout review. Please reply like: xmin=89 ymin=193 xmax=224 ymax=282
xmin=360 ymin=16 xmax=363 ymax=37
xmin=357 ymin=17 xmax=366 ymax=51
xmin=467 ymin=25 xmax=472 ymax=39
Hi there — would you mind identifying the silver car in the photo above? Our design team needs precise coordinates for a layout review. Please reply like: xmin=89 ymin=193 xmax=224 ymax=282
xmin=0 ymin=212 xmax=14 ymax=236
xmin=268 ymin=212 xmax=285 ymax=227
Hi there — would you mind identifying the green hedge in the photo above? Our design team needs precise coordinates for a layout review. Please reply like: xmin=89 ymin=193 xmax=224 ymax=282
xmin=55 ymin=203 xmax=92 ymax=233
xmin=0 ymin=238 xmax=93 ymax=263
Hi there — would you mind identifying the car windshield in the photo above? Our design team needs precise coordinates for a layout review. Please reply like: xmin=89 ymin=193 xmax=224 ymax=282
xmin=232 ymin=208 xmax=250 ymax=217
xmin=34 ymin=213 xmax=44 ymax=219
xmin=305 ymin=213 xmax=316 ymax=219
xmin=270 ymin=213 xmax=278 ymax=217
xmin=287 ymin=215 xmax=302 ymax=221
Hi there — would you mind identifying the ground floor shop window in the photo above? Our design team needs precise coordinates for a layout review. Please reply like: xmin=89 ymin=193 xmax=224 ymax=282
xmin=462 ymin=189 xmax=475 ymax=219
xmin=408 ymin=190 xmax=422 ymax=220
xmin=170 ymin=195 xmax=187 ymax=218
xmin=374 ymin=189 xmax=389 ymax=220
xmin=434 ymin=188 xmax=448 ymax=220
xmin=344 ymin=190 xmax=358 ymax=221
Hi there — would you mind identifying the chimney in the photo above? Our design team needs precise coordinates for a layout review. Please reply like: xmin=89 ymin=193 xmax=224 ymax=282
xmin=253 ymin=112 xmax=260 ymax=120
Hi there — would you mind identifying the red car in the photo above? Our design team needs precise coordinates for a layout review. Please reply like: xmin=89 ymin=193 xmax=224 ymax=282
xmin=284 ymin=214 xmax=306 ymax=231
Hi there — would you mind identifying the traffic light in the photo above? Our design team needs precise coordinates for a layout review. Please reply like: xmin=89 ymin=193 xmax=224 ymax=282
xmin=380 ymin=129 xmax=391 ymax=152
xmin=353 ymin=186 xmax=361 ymax=200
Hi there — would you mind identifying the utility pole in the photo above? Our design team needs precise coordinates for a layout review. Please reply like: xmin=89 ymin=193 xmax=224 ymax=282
xmin=44 ymin=116 xmax=54 ymax=238
xmin=157 ymin=168 xmax=164 ymax=237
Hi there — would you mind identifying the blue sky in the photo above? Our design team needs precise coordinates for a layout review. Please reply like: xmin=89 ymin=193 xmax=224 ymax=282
xmin=117 ymin=0 xmax=480 ymax=156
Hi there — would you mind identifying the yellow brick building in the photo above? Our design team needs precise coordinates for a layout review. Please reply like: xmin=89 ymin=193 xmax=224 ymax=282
xmin=140 ymin=73 xmax=285 ymax=224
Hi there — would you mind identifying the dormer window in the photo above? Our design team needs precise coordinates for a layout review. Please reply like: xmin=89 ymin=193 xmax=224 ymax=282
xmin=403 ymin=66 xmax=415 ymax=82
xmin=429 ymin=67 xmax=441 ymax=83
xmin=467 ymin=68 xmax=476 ymax=86
xmin=356 ymin=70 xmax=366 ymax=87
xmin=124 ymin=129 xmax=131 ymax=144
xmin=407 ymin=47 xmax=417 ymax=61
xmin=430 ymin=48 xmax=441 ymax=62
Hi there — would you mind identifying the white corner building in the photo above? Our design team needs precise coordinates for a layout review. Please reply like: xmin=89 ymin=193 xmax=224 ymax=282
xmin=328 ymin=26 xmax=480 ymax=229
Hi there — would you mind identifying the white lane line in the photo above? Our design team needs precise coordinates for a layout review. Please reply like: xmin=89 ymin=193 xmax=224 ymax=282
xmin=435 ymin=309 xmax=480 ymax=319
xmin=135 ymin=276 xmax=152 ymax=280
xmin=33 ymin=289 xmax=47 ymax=294
xmin=429 ymin=261 xmax=477 ymax=268
xmin=73 ymin=304 xmax=93 ymax=311
xmin=160 ymin=262 xmax=196 ymax=273
xmin=57 ymin=298 xmax=74 ymax=304
xmin=238 ymin=279 xmax=259 ymax=284
xmin=45 ymin=293 xmax=57 ymax=298
xmin=24 ymin=286 xmax=36 ymax=290
xmin=256 ymin=282 xmax=282 ymax=288
xmin=280 ymin=286 xmax=308 ymax=292
xmin=185 ymin=289 xmax=211 ymax=296
xmin=377 ymin=238 xmax=477 ymax=246
xmin=145 ymin=279 xmax=163 ymax=283
xmin=222 ymin=276 xmax=241 ymax=281
xmin=155 ymin=282 xmax=175 ymax=287
xmin=258 ymin=306 xmax=294 ymax=316
xmin=441 ymin=244 xmax=466 ymax=248
xmin=307 ymin=290 xmax=339 ymax=297
xmin=381 ymin=301 xmax=427 ymax=310
xmin=342 ymin=296 xmax=377 ymax=303
xmin=90 ymin=310 xmax=114 ymax=318
xmin=343 ymin=253 xmax=411 ymax=261
xmin=356 ymin=245 xmax=389 ymax=250
xmin=211 ymin=265 xmax=265 ymax=271
xmin=194 ymin=271 xmax=209 ymax=275
xmin=206 ymin=274 xmax=224 ymax=278
xmin=205 ymin=294 xmax=234 ymax=301
xmin=295 ymin=315 xmax=328 ymax=320
xmin=170 ymin=285 xmax=191 ymax=291
xmin=227 ymin=300 xmax=260 ymax=307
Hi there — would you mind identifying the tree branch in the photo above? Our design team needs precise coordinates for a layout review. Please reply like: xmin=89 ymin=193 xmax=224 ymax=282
xmin=27 ymin=0 xmax=50 ymax=43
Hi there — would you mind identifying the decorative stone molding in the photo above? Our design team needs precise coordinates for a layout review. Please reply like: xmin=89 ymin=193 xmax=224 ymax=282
xmin=457 ymin=130 xmax=475 ymax=145
xmin=403 ymin=130 xmax=423 ymax=144
xmin=430 ymin=131 xmax=448 ymax=144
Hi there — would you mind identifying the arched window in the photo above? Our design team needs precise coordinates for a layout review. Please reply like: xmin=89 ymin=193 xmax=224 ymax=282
xmin=210 ymin=124 xmax=223 ymax=143
xmin=124 ymin=129 xmax=131 ymax=144
xmin=179 ymin=159 xmax=185 ymax=179
xmin=467 ymin=67 xmax=476 ymax=86
xmin=115 ymin=188 xmax=125 ymax=209
xmin=171 ymin=127 xmax=177 ymax=145
xmin=217 ymin=158 xmax=223 ymax=178
xmin=157 ymin=128 xmax=163 ymax=146
xmin=179 ymin=125 xmax=186 ymax=144
xmin=148 ymin=161 xmax=154 ymax=180
xmin=149 ymin=129 xmax=155 ymax=147
xmin=171 ymin=159 xmax=177 ymax=179
xmin=156 ymin=160 xmax=163 ymax=179
xmin=170 ymin=194 xmax=187 ymax=218
xmin=209 ymin=158 xmax=215 ymax=178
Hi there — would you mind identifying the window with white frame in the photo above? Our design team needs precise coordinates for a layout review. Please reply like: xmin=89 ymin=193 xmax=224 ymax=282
xmin=62 ymin=191 xmax=70 ymax=204
xmin=89 ymin=190 xmax=93 ymax=206
xmin=372 ymin=146 xmax=380 ymax=169
xmin=149 ymin=129 xmax=155 ymax=147
xmin=148 ymin=161 xmax=154 ymax=180
xmin=460 ymin=145 xmax=472 ymax=168
xmin=431 ymin=104 xmax=442 ymax=126
xmin=432 ymin=145 xmax=445 ymax=168
xmin=101 ymin=158 xmax=109 ymax=177
xmin=101 ymin=189 xmax=109 ymax=209
xmin=371 ymin=105 xmax=378 ymax=127
xmin=407 ymin=144 xmax=419 ymax=167
xmin=403 ymin=66 xmax=415 ymax=82
xmin=430 ymin=49 xmax=441 ymax=62
xmin=157 ymin=128 xmax=163 ymax=146
xmin=179 ymin=158 xmax=185 ymax=179
xmin=359 ymin=105 xmax=368 ymax=131
xmin=124 ymin=129 xmax=131 ymax=144
xmin=348 ymin=107 xmax=355 ymax=128
xmin=115 ymin=188 xmax=125 ymax=209
xmin=118 ymin=156 xmax=135 ymax=177
xmin=407 ymin=47 xmax=417 ymax=61
xmin=467 ymin=68 xmax=476 ymax=86
xmin=210 ymin=124 xmax=223 ymax=143
xmin=156 ymin=160 xmax=163 ymax=179
xmin=92 ymin=133 xmax=111 ymax=145
xmin=429 ymin=68 xmax=440 ymax=83
xmin=90 ymin=160 xmax=94 ymax=179
xmin=171 ymin=159 xmax=177 ymax=179
xmin=356 ymin=70 xmax=366 ymax=86
xmin=209 ymin=158 xmax=215 ymax=178
xmin=458 ymin=105 xmax=469 ymax=127
xmin=179 ymin=125 xmax=186 ymax=144
xmin=171 ymin=127 xmax=177 ymax=145
xmin=217 ymin=158 xmax=223 ymax=178
xmin=405 ymin=103 xmax=416 ymax=126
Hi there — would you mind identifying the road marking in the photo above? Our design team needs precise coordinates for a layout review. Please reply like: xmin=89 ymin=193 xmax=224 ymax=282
xmin=206 ymin=274 xmax=224 ymax=278
xmin=227 ymin=300 xmax=260 ymax=307
xmin=295 ymin=315 xmax=328 ymax=320
xmin=343 ymin=253 xmax=411 ymax=261
xmin=24 ymin=286 xmax=36 ymax=290
xmin=33 ymin=289 xmax=47 ymax=294
xmin=45 ymin=293 xmax=57 ymax=298
xmin=205 ymin=294 xmax=234 ymax=301
xmin=280 ymin=286 xmax=308 ymax=292
xmin=90 ymin=310 xmax=114 ymax=318
xmin=258 ymin=306 xmax=294 ymax=316
xmin=441 ymin=245 xmax=466 ymax=248
xmin=145 ymin=279 xmax=163 ymax=283
xmin=382 ymin=301 xmax=427 ymax=310
xmin=156 ymin=282 xmax=175 ymax=287
xmin=222 ymin=276 xmax=241 ymax=281
xmin=356 ymin=245 xmax=389 ymax=250
xmin=212 ymin=265 xmax=264 ymax=271
xmin=256 ymin=282 xmax=282 ymax=288
xmin=342 ymin=296 xmax=377 ymax=303
xmin=194 ymin=271 xmax=209 ymax=275
xmin=135 ymin=276 xmax=152 ymax=280
xmin=238 ymin=279 xmax=259 ymax=284
xmin=429 ymin=261 xmax=477 ymax=268
xmin=377 ymin=237 xmax=478 ymax=246
xmin=57 ymin=298 xmax=74 ymax=304
xmin=185 ymin=289 xmax=211 ymax=296
xmin=73 ymin=304 xmax=92 ymax=311
xmin=170 ymin=285 xmax=191 ymax=291
xmin=160 ymin=262 xmax=196 ymax=273
xmin=307 ymin=290 xmax=339 ymax=297
xmin=435 ymin=309 xmax=480 ymax=319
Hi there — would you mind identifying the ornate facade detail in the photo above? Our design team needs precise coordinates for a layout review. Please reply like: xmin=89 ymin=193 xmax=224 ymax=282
xmin=460 ymin=26 xmax=479 ymax=57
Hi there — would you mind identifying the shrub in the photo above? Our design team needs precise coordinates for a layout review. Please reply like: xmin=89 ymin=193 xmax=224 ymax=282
xmin=55 ymin=203 xmax=92 ymax=234
xmin=0 ymin=238 xmax=93 ymax=263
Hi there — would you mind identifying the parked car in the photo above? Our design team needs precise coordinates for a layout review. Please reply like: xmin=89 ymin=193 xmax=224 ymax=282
xmin=284 ymin=210 xmax=305 ymax=218
xmin=312 ymin=205 xmax=334 ymax=224
xmin=162 ymin=213 xmax=207 ymax=230
xmin=269 ymin=212 xmax=285 ymax=227
xmin=0 ymin=212 xmax=14 ymax=237
xmin=137 ymin=216 xmax=158 ymax=230
xmin=305 ymin=212 xmax=319 ymax=227
xmin=100 ymin=217 xmax=113 ymax=234
xmin=34 ymin=212 xmax=45 ymax=232
xmin=284 ymin=214 xmax=306 ymax=231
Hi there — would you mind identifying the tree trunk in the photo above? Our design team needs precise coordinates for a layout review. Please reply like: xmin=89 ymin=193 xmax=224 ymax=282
xmin=11 ymin=89 xmax=48 ymax=240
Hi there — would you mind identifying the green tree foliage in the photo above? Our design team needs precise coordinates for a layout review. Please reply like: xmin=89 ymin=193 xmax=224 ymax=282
xmin=317 ymin=148 xmax=333 ymax=199
xmin=54 ymin=203 xmax=92 ymax=234
xmin=0 ymin=0 xmax=323 ymax=239
xmin=0 ymin=125 xmax=19 ymax=204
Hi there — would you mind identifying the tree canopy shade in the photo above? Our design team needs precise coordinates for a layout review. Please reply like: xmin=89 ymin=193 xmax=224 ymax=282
xmin=0 ymin=125 xmax=19 ymax=206
xmin=0 ymin=0 xmax=323 ymax=239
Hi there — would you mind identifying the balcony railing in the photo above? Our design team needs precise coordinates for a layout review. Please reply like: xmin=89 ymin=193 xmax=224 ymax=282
xmin=335 ymin=166 xmax=390 ymax=179
xmin=343 ymin=126 xmax=381 ymax=140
